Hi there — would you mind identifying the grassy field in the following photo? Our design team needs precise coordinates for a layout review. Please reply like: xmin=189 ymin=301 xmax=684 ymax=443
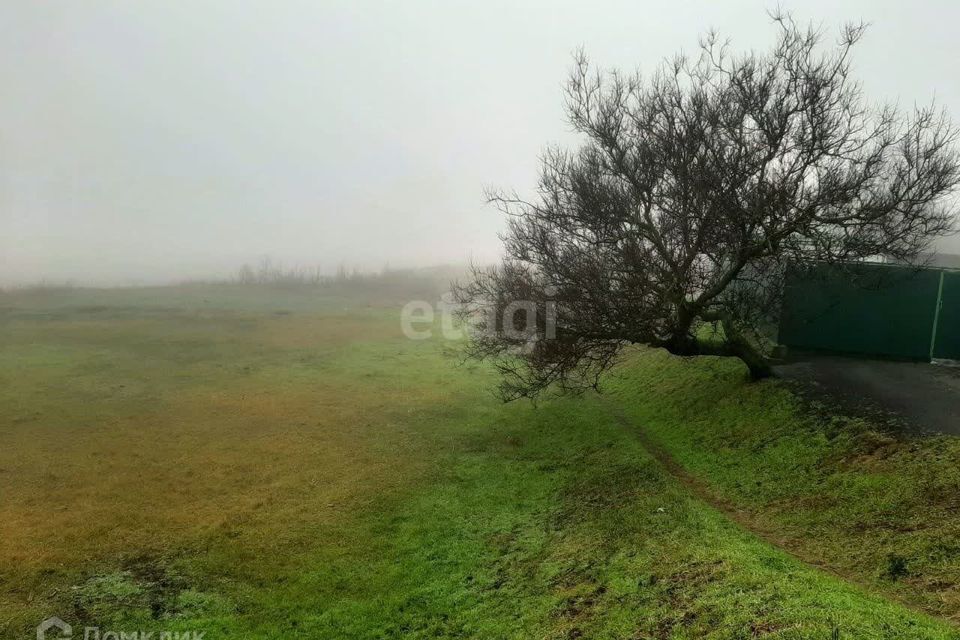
xmin=1 ymin=282 xmax=958 ymax=638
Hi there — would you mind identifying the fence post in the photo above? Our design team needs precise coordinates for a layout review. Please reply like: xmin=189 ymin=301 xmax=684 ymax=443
xmin=929 ymin=270 xmax=946 ymax=361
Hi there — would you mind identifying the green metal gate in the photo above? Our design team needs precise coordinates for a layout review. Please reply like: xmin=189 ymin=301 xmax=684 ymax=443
xmin=777 ymin=262 xmax=959 ymax=361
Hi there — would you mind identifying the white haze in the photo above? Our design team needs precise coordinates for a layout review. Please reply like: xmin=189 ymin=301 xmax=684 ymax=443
xmin=2 ymin=0 xmax=959 ymax=286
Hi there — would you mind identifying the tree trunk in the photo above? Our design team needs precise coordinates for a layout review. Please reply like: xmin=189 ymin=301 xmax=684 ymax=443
xmin=720 ymin=317 xmax=773 ymax=380
xmin=659 ymin=312 xmax=774 ymax=380
xmin=727 ymin=336 xmax=774 ymax=379
xmin=666 ymin=314 xmax=774 ymax=380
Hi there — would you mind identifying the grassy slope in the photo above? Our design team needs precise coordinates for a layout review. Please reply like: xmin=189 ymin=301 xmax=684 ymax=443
xmin=609 ymin=348 xmax=960 ymax=622
xmin=1 ymin=285 xmax=957 ymax=638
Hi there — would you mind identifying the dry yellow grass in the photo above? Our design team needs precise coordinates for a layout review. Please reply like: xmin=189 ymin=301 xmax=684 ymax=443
xmin=0 ymin=304 xmax=450 ymax=624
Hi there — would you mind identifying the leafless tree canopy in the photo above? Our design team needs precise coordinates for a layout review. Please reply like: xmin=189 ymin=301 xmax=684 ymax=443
xmin=455 ymin=14 xmax=960 ymax=400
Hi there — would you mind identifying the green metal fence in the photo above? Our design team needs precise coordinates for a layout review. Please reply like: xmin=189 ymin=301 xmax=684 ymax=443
xmin=778 ymin=262 xmax=959 ymax=361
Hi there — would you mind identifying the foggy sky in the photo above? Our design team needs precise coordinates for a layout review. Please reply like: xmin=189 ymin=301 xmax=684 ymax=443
xmin=2 ymin=0 xmax=960 ymax=286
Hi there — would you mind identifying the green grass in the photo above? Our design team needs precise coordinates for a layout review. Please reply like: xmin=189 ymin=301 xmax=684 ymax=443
xmin=608 ymin=348 xmax=960 ymax=620
xmin=1 ymin=284 xmax=958 ymax=638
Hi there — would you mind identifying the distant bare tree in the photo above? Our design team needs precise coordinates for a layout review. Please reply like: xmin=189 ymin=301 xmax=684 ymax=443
xmin=455 ymin=13 xmax=960 ymax=400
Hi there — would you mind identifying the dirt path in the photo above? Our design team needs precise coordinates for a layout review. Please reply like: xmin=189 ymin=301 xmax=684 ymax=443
xmin=600 ymin=397 xmax=959 ymax=627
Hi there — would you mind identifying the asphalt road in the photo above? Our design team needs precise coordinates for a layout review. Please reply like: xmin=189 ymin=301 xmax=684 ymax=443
xmin=775 ymin=352 xmax=960 ymax=437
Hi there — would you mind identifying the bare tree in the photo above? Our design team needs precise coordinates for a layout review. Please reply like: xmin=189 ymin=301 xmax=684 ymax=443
xmin=455 ymin=13 xmax=960 ymax=400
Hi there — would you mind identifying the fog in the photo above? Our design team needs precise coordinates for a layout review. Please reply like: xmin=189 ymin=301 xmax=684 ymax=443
xmin=2 ymin=0 xmax=959 ymax=286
